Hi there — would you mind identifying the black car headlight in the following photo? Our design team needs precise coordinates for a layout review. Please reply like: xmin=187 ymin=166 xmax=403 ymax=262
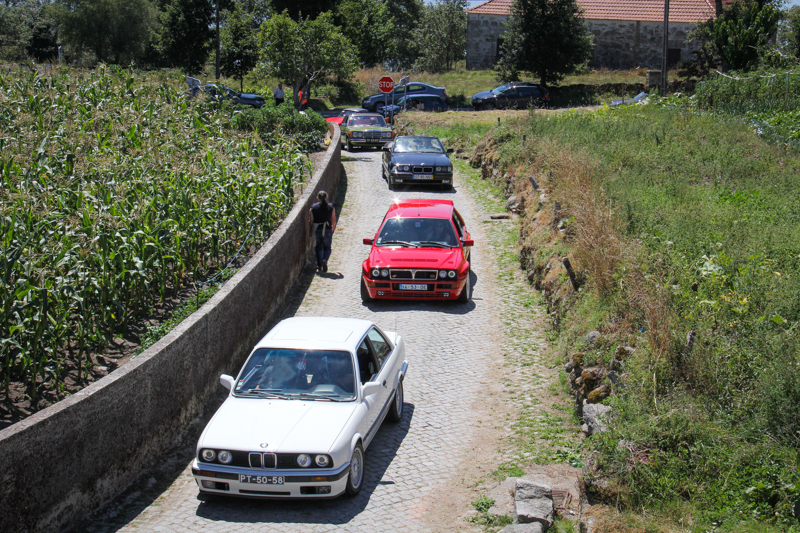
xmin=401 ymin=165 xmax=410 ymax=172
xmin=381 ymin=131 xmax=392 ymax=138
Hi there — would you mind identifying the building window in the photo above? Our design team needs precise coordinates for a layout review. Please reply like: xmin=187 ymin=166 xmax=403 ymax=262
xmin=667 ymin=48 xmax=682 ymax=67
xmin=496 ymin=38 xmax=505 ymax=62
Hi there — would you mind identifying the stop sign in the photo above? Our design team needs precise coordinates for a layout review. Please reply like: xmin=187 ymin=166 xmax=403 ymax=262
xmin=378 ymin=76 xmax=394 ymax=93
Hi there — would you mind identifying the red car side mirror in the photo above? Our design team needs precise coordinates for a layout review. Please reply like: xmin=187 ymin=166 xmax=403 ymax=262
xmin=462 ymin=239 xmax=474 ymax=247
xmin=363 ymin=238 xmax=373 ymax=245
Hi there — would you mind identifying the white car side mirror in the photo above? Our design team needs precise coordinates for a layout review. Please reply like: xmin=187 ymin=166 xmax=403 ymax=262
xmin=362 ymin=381 xmax=382 ymax=397
xmin=220 ymin=374 xmax=235 ymax=391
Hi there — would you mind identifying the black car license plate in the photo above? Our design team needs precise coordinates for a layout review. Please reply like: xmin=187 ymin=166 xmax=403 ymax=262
xmin=240 ymin=474 xmax=285 ymax=485
xmin=412 ymin=174 xmax=432 ymax=180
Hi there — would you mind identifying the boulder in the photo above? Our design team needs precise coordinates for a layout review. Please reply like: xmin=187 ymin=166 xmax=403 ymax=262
xmin=501 ymin=524 xmax=545 ymax=533
xmin=584 ymin=331 xmax=601 ymax=344
xmin=587 ymin=384 xmax=611 ymax=403
xmin=514 ymin=480 xmax=554 ymax=529
xmin=582 ymin=403 xmax=612 ymax=435
xmin=506 ymin=195 xmax=520 ymax=212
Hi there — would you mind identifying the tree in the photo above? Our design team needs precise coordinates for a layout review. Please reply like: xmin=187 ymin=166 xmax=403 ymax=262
xmin=267 ymin=0 xmax=336 ymax=20
xmin=54 ymin=0 xmax=157 ymax=64
xmin=336 ymin=0 xmax=395 ymax=68
xmin=412 ymin=0 xmax=467 ymax=73
xmin=779 ymin=5 xmax=800 ymax=58
xmin=158 ymin=0 xmax=214 ymax=73
xmin=259 ymin=11 xmax=358 ymax=103
xmin=220 ymin=4 xmax=258 ymax=90
xmin=385 ymin=0 xmax=423 ymax=70
xmin=690 ymin=0 xmax=781 ymax=72
xmin=495 ymin=0 xmax=593 ymax=86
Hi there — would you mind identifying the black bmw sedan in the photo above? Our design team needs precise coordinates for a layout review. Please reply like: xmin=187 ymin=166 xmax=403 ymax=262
xmin=382 ymin=136 xmax=454 ymax=191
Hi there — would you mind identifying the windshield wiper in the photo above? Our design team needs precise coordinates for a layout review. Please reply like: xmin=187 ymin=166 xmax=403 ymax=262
xmin=290 ymin=392 xmax=344 ymax=402
xmin=379 ymin=240 xmax=417 ymax=247
xmin=415 ymin=241 xmax=454 ymax=248
xmin=241 ymin=389 xmax=290 ymax=399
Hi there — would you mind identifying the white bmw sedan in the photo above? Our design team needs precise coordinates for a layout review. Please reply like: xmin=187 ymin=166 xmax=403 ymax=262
xmin=192 ymin=317 xmax=408 ymax=498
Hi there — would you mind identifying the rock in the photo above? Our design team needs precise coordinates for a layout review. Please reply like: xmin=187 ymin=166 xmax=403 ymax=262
xmin=571 ymin=352 xmax=585 ymax=366
xmin=584 ymin=331 xmax=601 ymax=344
xmin=506 ymin=195 xmax=520 ymax=212
xmin=514 ymin=480 xmax=554 ymax=528
xmin=501 ymin=524 xmax=545 ymax=533
xmin=529 ymin=176 xmax=539 ymax=190
xmin=582 ymin=403 xmax=612 ymax=435
xmin=614 ymin=346 xmax=634 ymax=360
xmin=587 ymin=384 xmax=611 ymax=403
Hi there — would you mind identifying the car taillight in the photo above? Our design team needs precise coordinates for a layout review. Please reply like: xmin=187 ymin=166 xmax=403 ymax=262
xmin=544 ymin=93 xmax=549 ymax=98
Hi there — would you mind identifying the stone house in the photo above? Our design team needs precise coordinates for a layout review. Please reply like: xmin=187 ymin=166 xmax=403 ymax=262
xmin=466 ymin=0 xmax=725 ymax=70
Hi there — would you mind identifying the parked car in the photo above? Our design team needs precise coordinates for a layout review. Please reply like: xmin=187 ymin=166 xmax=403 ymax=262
xmin=192 ymin=316 xmax=408 ymax=499
xmin=471 ymin=82 xmax=549 ymax=110
xmin=325 ymin=107 xmax=370 ymax=125
xmin=362 ymin=82 xmax=447 ymax=112
xmin=379 ymin=94 xmax=449 ymax=118
xmin=361 ymin=199 xmax=473 ymax=303
xmin=194 ymin=83 xmax=266 ymax=108
xmin=382 ymin=136 xmax=454 ymax=190
xmin=609 ymin=91 xmax=648 ymax=107
xmin=340 ymin=113 xmax=394 ymax=151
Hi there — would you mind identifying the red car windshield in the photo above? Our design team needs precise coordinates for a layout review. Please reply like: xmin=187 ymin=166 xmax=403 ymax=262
xmin=376 ymin=217 xmax=458 ymax=248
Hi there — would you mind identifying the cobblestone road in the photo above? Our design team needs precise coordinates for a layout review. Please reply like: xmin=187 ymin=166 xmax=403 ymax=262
xmin=111 ymin=149 xmax=507 ymax=533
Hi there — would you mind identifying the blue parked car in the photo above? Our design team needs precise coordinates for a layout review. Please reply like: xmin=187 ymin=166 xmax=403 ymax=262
xmin=362 ymin=82 xmax=446 ymax=112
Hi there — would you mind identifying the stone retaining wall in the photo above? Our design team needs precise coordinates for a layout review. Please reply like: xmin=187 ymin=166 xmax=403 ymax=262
xmin=0 ymin=125 xmax=342 ymax=533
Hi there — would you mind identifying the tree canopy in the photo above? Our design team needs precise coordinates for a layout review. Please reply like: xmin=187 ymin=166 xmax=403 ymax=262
xmin=412 ymin=0 xmax=467 ymax=73
xmin=336 ymin=0 xmax=395 ymax=68
xmin=158 ymin=0 xmax=214 ymax=73
xmin=220 ymin=3 xmax=259 ymax=91
xmin=385 ymin=0 xmax=423 ymax=70
xmin=495 ymin=0 xmax=593 ymax=86
xmin=691 ymin=0 xmax=782 ymax=71
xmin=268 ymin=0 xmax=334 ymax=20
xmin=258 ymin=11 xmax=358 ymax=100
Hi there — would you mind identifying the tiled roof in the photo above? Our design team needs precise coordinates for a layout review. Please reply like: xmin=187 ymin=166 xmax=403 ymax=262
xmin=467 ymin=0 xmax=726 ymax=23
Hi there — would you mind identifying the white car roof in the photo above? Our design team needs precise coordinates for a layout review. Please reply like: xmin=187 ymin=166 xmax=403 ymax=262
xmin=254 ymin=317 xmax=374 ymax=352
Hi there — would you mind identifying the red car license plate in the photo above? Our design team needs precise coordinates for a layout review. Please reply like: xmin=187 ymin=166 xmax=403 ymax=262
xmin=240 ymin=474 xmax=285 ymax=485
xmin=399 ymin=284 xmax=428 ymax=291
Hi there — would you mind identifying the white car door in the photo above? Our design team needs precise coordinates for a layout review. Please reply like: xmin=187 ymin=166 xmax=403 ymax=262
xmin=357 ymin=338 xmax=384 ymax=447
xmin=365 ymin=329 xmax=397 ymax=435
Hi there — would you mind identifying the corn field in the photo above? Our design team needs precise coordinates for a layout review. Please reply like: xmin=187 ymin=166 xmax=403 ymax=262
xmin=0 ymin=66 xmax=313 ymax=403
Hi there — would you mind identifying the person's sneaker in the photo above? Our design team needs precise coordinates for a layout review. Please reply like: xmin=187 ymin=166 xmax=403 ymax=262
xmin=322 ymin=261 xmax=328 ymax=272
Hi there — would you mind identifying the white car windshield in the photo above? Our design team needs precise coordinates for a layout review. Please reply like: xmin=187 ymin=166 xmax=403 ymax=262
xmin=393 ymin=137 xmax=444 ymax=153
xmin=376 ymin=217 xmax=458 ymax=247
xmin=235 ymin=348 xmax=356 ymax=400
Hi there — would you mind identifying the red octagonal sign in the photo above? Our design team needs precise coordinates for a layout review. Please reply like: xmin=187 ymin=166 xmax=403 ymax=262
xmin=378 ymin=76 xmax=394 ymax=93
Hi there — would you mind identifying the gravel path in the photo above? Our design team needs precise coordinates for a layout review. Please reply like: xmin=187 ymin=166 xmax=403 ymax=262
xmin=97 ymin=148 xmax=507 ymax=533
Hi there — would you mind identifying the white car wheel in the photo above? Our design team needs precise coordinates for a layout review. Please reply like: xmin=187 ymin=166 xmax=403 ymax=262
xmin=345 ymin=444 xmax=365 ymax=496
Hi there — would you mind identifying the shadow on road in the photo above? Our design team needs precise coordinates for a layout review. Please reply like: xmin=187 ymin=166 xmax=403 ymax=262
xmin=194 ymin=403 xmax=415 ymax=525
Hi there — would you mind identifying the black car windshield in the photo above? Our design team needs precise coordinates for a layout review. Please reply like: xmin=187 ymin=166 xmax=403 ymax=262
xmin=376 ymin=217 xmax=458 ymax=247
xmin=349 ymin=115 xmax=387 ymax=127
xmin=235 ymin=348 xmax=356 ymax=400
xmin=393 ymin=137 xmax=445 ymax=153
xmin=491 ymin=84 xmax=510 ymax=95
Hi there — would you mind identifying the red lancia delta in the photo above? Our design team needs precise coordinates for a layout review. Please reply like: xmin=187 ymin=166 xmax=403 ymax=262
xmin=361 ymin=199 xmax=473 ymax=303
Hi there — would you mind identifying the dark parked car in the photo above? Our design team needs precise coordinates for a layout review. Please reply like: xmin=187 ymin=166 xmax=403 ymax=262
xmin=382 ymin=136 xmax=454 ymax=191
xmin=193 ymin=83 xmax=265 ymax=108
xmin=471 ymin=82 xmax=549 ymax=110
xmin=362 ymin=82 xmax=446 ymax=112
xmin=379 ymin=94 xmax=448 ymax=118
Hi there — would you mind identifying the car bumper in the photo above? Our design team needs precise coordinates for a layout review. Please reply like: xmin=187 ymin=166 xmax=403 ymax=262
xmin=350 ymin=138 xmax=389 ymax=147
xmin=390 ymin=172 xmax=453 ymax=186
xmin=192 ymin=459 xmax=351 ymax=498
xmin=362 ymin=276 xmax=467 ymax=300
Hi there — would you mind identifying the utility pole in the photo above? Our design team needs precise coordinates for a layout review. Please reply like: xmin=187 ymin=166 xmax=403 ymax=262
xmin=215 ymin=0 xmax=221 ymax=79
xmin=660 ymin=0 xmax=670 ymax=96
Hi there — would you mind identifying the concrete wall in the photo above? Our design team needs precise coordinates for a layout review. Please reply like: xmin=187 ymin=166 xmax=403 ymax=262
xmin=0 ymin=125 xmax=341 ymax=533
xmin=466 ymin=13 xmax=509 ymax=70
xmin=465 ymin=13 xmax=700 ymax=70
xmin=586 ymin=19 xmax=699 ymax=69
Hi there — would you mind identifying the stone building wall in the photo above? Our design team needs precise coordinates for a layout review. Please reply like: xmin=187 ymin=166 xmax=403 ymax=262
xmin=466 ymin=13 xmax=509 ymax=70
xmin=466 ymin=13 xmax=701 ymax=70
xmin=586 ymin=19 xmax=700 ymax=69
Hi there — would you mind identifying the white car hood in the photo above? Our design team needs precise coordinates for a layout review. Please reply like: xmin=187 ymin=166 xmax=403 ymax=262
xmin=200 ymin=397 xmax=358 ymax=454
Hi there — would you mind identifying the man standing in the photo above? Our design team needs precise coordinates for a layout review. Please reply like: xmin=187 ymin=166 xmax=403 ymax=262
xmin=273 ymin=83 xmax=284 ymax=105
xmin=298 ymin=84 xmax=310 ymax=111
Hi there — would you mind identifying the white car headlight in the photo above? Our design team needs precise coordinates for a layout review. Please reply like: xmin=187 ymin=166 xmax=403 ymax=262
xmin=352 ymin=131 xmax=364 ymax=138
xmin=201 ymin=449 xmax=216 ymax=462
xmin=297 ymin=453 xmax=312 ymax=467
xmin=380 ymin=269 xmax=389 ymax=277
xmin=218 ymin=450 xmax=233 ymax=464
xmin=435 ymin=166 xmax=442 ymax=172
xmin=448 ymin=270 xmax=456 ymax=279
xmin=315 ymin=455 xmax=330 ymax=467
xmin=371 ymin=268 xmax=380 ymax=278
xmin=439 ymin=270 xmax=447 ymax=278
xmin=381 ymin=131 xmax=392 ymax=138
xmin=401 ymin=165 xmax=409 ymax=172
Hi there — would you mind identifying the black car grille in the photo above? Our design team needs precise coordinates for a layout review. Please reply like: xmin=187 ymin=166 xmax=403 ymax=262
xmin=389 ymin=269 xmax=439 ymax=280
xmin=365 ymin=130 xmax=382 ymax=139
xmin=412 ymin=166 xmax=434 ymax=173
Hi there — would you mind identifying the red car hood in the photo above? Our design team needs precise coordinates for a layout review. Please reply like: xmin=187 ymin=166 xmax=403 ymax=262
xmin=325 ymin=117 xmax=344 ymax=125
xmin=367 ymin=246 xmax=465 ymax=269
